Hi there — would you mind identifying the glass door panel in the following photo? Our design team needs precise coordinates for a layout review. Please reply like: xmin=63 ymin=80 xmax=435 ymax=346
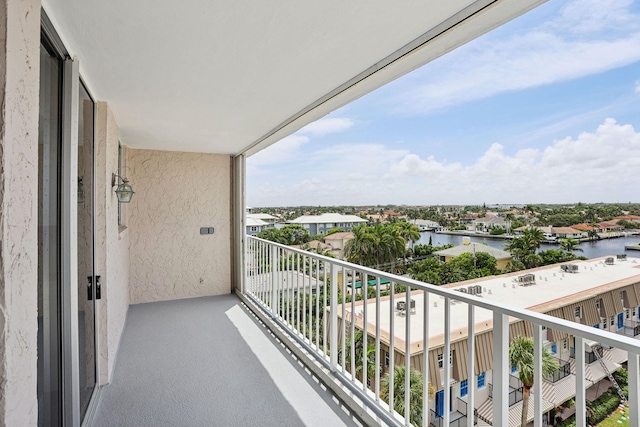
xmin=78 ymin=82 xmax=96 ymax=420
xmin=38 ymin=39 xmax=62 ymax=427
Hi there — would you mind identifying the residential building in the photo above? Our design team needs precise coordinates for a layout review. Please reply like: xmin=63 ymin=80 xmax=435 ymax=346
xmin=434 ymin=242 xmax=513 ymax=271
xmin=616 ymin=215 xmax=640 ymax=223
xmin=324 ymin=231 xmax=355 ymax=259
xmin=247 ymin=212 xmax=280 ymax=226
xmin=246 ymin=217 xmax=271 ymax=236
xmin=411 ymin=219 xmax=442 ymax=231
xmin=2 ymin=2 xmax=638 ymax=427
xmin=288 ymin=213 xmax=367 ymax=235
xmin=334 ymin=256 xmax=640 ymax=426
xmin=472 ymin=216 xmax=509 ymax=233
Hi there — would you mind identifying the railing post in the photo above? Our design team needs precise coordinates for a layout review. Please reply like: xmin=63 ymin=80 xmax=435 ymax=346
xmin=492 ymin=312 xmax=508 ymax=425
xmin=534 ymin=323 xmax=542 ymax=427
xmin=467 ymin=304 xmax=474 ymax=427
xmin=629 ymin=352 xmax=639 ymax=426
xmin=330 ymin=264 xmax=338 ymax=371
xmin=271 ymin=244 xmax=279 ymax=316
xmin=443 ymin=297 xmax=451 ymax=427
xmin=575 ymin=336 xmax=586 ymax=427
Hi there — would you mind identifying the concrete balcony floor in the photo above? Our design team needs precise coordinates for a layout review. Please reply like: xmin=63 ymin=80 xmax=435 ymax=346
xmin=90 ymin=294 xmax=363 ymax=427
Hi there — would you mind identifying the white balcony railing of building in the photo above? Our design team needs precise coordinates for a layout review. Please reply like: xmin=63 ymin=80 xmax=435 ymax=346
xmin=243 ymin=236 xmax=640 ymax=427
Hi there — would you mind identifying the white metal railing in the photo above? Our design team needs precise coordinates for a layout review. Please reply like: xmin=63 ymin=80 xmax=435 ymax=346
xmin=244 ymin=236 xmax=640 ymax=427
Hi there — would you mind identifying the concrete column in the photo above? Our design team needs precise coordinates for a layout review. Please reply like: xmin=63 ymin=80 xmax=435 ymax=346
xmin=0 ymin=0 xmax=41 ymax=425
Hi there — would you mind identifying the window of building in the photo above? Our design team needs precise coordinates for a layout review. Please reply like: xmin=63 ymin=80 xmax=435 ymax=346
xmin=460 ymin=380 xmax=468 ymax=397
xmin=437 ymin=352 xmax=452 ymax=368
xmin=626 ymin=309 xmax=630 ymax=319
xmin=385 ymin=351 xmax=389 ymax=367
xmin=610 ymin=316 xmax=615 ymax=326
xmin=563 ymin=338 xmax=568 ymax=350
xmin=595 ymin=299 xmax=601 ymax=310
xmin=478 ymin=372 xmax=486 ymax=389
xmin=574 ymin=306 xmax=582 ymax=318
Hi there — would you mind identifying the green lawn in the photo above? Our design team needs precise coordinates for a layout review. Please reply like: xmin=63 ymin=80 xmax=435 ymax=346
xmin=597 ymin=407 xmax=629 ymax=427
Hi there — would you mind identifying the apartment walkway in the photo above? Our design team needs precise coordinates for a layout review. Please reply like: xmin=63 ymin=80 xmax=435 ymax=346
xmin=90 ymin=294 xmax=363 ymax=427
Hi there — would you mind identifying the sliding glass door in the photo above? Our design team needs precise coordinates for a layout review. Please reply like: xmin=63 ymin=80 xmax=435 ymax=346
xmin=78 ymin=82 xmax=97 ymax=421
xmin=38 ymin=37 xmax=63 ymax=427
xmin=38 ymin=22 xmax=98 ymax=426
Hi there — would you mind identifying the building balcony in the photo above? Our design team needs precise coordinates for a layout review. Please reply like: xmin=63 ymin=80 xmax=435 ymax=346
xmin=488 ymin=375 xmax=523 ymax=407
xmin=89 ymin=294 xmax=363 ymax=426
xmin=240 ymin=236 xmax=640 ymax=427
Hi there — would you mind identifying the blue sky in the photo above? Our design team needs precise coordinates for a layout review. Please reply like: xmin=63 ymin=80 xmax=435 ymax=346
xmin=248 ymin=0 xmax=640 ymax=207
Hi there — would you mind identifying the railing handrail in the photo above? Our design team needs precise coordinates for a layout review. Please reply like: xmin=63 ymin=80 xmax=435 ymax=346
xmin=247 ymin=235 xmax=640 ymax=355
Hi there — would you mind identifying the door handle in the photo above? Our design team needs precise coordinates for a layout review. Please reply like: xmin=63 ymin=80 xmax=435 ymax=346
xmin=95 ymin=275 xmax=102 ymax=300
xmin=87 ymin=276 xmax=93 ymax=300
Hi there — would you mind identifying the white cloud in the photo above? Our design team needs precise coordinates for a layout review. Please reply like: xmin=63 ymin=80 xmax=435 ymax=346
xmin=392 ymin=0 xmax=640 ymax=114
xmin=247 ymin=134 xmax=309 ymax=168
xmin=299 ymin=117 xmax=355 ymax=137
xmin=247 ymin=119 xmax=640 ymax=206
xmin=635 ymin=80 xmax=640 ymax=95
xmin=247 ymin=116 xmax=355 ymax=172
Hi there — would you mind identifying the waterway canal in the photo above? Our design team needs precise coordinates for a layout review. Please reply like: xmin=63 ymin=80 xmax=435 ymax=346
xmin=415 ymin=232 xmax=640 ymax=260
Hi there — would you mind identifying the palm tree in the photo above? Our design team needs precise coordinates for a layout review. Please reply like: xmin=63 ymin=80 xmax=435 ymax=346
xmin=559 ymin=238 xmax=583 ymax=254
xmin=344 ymin=225 xmax=378 ymax=267
xmin=396 ymin=221 xmax=421 ymax=248
xmin=509 ymin=336 xmax=559 ymax=427
xmin=505 ymin=213 xmax=515 ymax=233
xmin=341 ymin=330 xmax=376 ymax=381
xmin=380 ymin=365 xmax=434 ymax=426
xmin=522 ymin=227 xmax=545 ymax=252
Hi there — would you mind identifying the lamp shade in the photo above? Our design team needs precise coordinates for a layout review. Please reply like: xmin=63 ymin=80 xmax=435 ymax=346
xmin=115 ymin=179 xmax=135 ymax=203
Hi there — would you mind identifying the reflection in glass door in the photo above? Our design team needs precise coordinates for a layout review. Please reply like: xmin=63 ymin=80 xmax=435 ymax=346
xmin=38 ymin=38 xmax=63 ymax=427
xmin=78 ymin=82 xmax=96 ymax=420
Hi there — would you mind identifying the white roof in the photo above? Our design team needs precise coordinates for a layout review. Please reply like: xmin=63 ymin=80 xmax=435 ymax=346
xmin=246 ymin=217 xmax=268 ymax=227
xmin=289 ymin=213 xmax=367 ymax=225
xmin=347 ymin=256 xmax=640 ymax=348
xmin=42 ymin=0 xmax=545 ymax=156
xmin=247 ymin=213 xmax=279 ymax=221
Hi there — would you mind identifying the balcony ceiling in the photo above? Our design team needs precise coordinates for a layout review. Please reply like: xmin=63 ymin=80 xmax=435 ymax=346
xmin=42 ymin=0 xmax=545 ymax=156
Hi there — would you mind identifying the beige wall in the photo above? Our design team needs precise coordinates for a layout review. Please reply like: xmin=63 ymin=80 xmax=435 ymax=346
xmin=95 ymin=102 xmax=130 ymax=384
xmin=0 ymin=0 xmax=40 ymax=424
xmin=127 ymin=149 xmax=231 ymax=304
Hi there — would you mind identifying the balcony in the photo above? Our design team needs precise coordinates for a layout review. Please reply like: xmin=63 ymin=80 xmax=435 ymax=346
xmin=83 ymin=236 xmax=640 ymax=426
xmin=89 ymin=294 xmax=362 ymax=426
xmin=545 ymin=358 xmax=572 ymax=383
xmin=242 ymin=236 xmax=640 ymax=427
xmin=488 ymin=376 xmax=523 ymax=407
xmin=429 ymin=398 xmax=478 ymax=427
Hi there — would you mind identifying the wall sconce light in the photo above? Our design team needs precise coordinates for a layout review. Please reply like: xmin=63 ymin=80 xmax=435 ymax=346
xmin=111 ymin=173 xmax=135 ymax=203
xmin=78 ymin=177 xmax=85 ymax=204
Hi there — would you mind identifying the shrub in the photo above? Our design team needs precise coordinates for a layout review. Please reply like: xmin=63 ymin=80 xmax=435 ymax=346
xmin=587 ymin=390 xmax=622 ymax=425
xmin=613 ymin=368 xmax=628 ymax=387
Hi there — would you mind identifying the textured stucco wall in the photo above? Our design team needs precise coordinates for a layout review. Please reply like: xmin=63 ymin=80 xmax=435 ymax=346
xmin=95 ymin=102 xmax=130 ymax=384
xmin=128 ymin=150 xmax=231 ymax=304
xmin=0 ymin=0 xmax=40 ymax=425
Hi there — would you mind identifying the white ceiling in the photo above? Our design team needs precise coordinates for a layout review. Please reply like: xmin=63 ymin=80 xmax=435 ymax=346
xmin=42 ymin=0 xmax=546 ymax=156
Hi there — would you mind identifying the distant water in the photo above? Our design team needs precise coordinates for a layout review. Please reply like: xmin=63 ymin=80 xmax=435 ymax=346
xmin=414 ymin=232 xmax=640 ymax=260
